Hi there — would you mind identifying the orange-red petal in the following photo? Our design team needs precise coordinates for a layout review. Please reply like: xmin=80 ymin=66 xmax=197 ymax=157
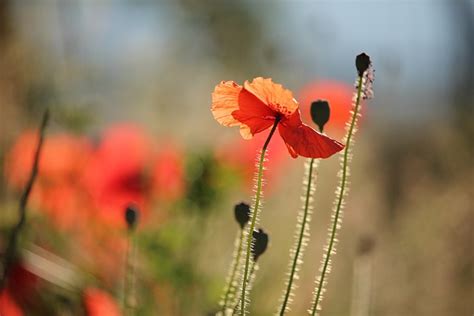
xmin=231 ymin=88 xmax=275 ymax=138
xmin=244 ymin=77 xmax=299 ymax=117
xmin=278 ymin=123 xmax=344 ymax=158
xmin=211 ymin=81 xmax=243 ymax=127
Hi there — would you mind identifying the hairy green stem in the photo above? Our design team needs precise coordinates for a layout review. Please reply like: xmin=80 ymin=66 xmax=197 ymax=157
xmin=221 ymin=228 xmax=245 ymax=313
xmin=310 ymin=76 xmax=364 ymax=315
xmin=233 ymin=261 xmax=257 ymax=315
xmin=240 ymin=118 xmax=280 ymax=315
xmin=279 ymin=158 xmax=316 ymax=315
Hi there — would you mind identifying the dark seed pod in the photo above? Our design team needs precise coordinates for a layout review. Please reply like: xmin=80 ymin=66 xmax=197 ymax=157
xmin=234 ymin=202 xmax=250 ymax=229
xmin=310 ymin=100 xmax=330 ymax=132
xmin=251 ymin=228 xmax=269 ymax=262
xmin=356 ymin=53 xmax=371 ymax=77
xmin=125 ymin=204 xmax=139 ymax=230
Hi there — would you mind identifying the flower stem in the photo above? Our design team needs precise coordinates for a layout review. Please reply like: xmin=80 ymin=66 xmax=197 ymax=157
xmin=279 ymin=158 xmax=317 ymax=315
xmin=124 ymin=231 xmax=137 ymax=316
xmin=0 ymin=109 xmax=49 ymax=289
xmin=233 ymin=261 xmax=257 ymax=315
xmin=310 ymin=75 xmax=364 ymax=315
xmin=240 ymin=118 xmax=280 ymax=315
xmin=221 ymin=228 xmax=245 ymax=313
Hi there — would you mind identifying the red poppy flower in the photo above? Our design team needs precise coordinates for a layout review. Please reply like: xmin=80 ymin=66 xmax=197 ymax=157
xmin=216 ymin=132 xmax=289 ymax=190
xmin=5 ymin=262 xmax=40 ymax=307
xmin=83 ymin=124 xmax=185 ymax=227
xmin=83 ymin=124 xmax=154 ymax=226
xmin=151 ymin=144 xmax=185 ymax=202
xmin=4 ymin=132 xmax=92 ymax=229
xmin=83 ymin=288 xmax=121 ymax=316
xmin=211 ymin=77 xmax=344 ymax=158
xmin=0 ymin=290 xmax=23 ymax=316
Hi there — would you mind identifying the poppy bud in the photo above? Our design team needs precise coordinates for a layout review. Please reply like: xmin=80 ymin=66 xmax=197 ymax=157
xmin=125 ymin=204 xmax=139 ymax=230
xmin=234 ymin=202 xmax=250 ymax=229
xmin=356 ymin=53 xmax=371 ymax=77
xmin=310 ymin=100 xmax=330 ymax=132
xmin=251 ymin=229 xmax=268 ymax=262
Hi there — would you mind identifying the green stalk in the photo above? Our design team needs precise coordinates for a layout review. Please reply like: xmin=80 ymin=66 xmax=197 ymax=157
xmin=221 ymin=228 xmax=245 ymax=313
xmin=233 ymin=261 xmax=257 ymax=315
xmin=310 ymin=75 xmax=364 ymax=315
xmin=124 ymin=231 xmax=137 ymax=316
xmin=279 ymin=157 xmax=317 ymax=315
xmin=239 ymin=118 xmax=280 ymax=315
xmin=1 ymin=109 xmax=49 ymax=289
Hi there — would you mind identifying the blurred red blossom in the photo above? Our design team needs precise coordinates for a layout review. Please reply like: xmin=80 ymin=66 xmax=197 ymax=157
xmin=216 ymin=132 xmax=289 ymax=191
xmin=4 ymin=123 xmax=185 ymax=282
xmin=151 ymin=144 xmax=185 ymax=202
xmin=5 ymin=262 xmax=40 ymax=307
xmin=83 ymin=287 xmax=121 ymax=316
xmin=0 ymin=290 xmax=23 ymax=316
xmin=83 ymin=124 xmax=155 ymax=227
xmin=4 ymin=132 xmax=92 ymax=229
xmin=4 ymin=124 xmax=185 ymax=230
xmin=83 ymin=124 xmax=185 ymax=227
xmin=298 ymin=80 xmax=358 ymax=135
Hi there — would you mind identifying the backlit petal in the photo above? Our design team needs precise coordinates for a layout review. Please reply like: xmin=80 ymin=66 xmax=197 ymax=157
xmin=278 ymin=123 xmax=344 ymax=158
xmin=211 ymin=81 xmax=242 ymax=127
xmin=232 ymin=88 xmax=275 ymax=137
xmin=244 ymin=77 xmax=299 ymax=117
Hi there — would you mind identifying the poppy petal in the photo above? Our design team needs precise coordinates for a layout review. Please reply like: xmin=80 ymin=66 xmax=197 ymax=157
xmin=244 ymin=77 xmax=299 ymax=117
xmin=278 ymin=123 xmax=344 ymax=158
xmin=232 ymin=88 xmax=276 ymax=138
xmin=211 ymin=81 xmax=243 ymax=127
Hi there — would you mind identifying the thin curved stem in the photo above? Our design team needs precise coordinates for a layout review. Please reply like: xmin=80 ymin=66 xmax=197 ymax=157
xmin=279 ymin=158 xmax=316 ymax=315
xmin=221 ymin=228 xmax=245 ymax=313
xmin=1 ymin=109 xmax=49 ymax=289
xmin=310 ymin=76 xmax=364 ymax=315
xmin=239 ymin=118 xmax=280 ymax=315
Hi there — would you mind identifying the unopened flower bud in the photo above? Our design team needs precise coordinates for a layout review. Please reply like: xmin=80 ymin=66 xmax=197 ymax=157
xmin=356 ymin=53 xmax=371 ymax=77
xmin=251 ymin=228 xmax=268 ymax=261
xmin=310 ymin=100 xmax=330 ymax=132
xmin=125 ymin=204 xmax=139 ymax=230
xmin=234 ymin=202 xmax=250 ymax=229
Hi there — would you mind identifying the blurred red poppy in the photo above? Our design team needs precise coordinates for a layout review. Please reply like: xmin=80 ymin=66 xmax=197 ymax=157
xmin=151 ymin=144 xmax=185 ymax=202
xmin=83 ymin=124 xmax=153 ymax=226
xmin=0 ymin=290 xmax=23 ymax=316
xmin=216 ymin=132 xmax=289 ymax=190
xmin=83 ymin=288 xmax=121 ymax=316
xmin=83 ymin=124 xmax=185 ymax=227
xmin=6 ymin=262 xmax=40 ymax=307
xmin=211 ymin=77 xmax=343 ymax=158
xmin=4 ymin=132 xmax=92 ymax=229
xmin=298 ymin=80 xmax=358 ymax=135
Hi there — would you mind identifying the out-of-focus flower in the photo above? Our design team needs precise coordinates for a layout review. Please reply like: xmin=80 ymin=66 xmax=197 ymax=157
xmin=151 ymin=145 xmax=185 ymax=202
xmin=6 ymin=262 xmax=40 ymax=307
xmin=298 ymin=80 xmax=357 ymax=135
xmin=83 ymin=288 xmax=121 ymax=316
xmin=0 ymin=290 xmax=23 ymax=316
xmin=4 ymin=132 xmax=92 ymax=229
xmin=211 ymin=77 xmax=343 ymax=158
xmin=216 ymin=132 xmax=289 ymax=189
xmin=83 ymin=124 xmax=185 ymax=227
xmin=83 ymin=124 xmax=154 ymax=227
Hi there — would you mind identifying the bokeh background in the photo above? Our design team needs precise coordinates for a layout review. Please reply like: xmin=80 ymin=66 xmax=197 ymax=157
xmin=0 ymin=1 xmax=472 ymax=315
